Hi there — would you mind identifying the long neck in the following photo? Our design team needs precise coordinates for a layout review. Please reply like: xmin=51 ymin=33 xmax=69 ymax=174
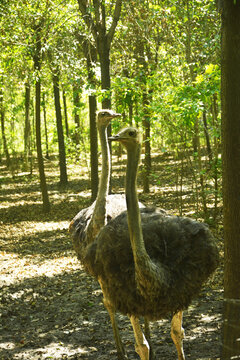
xmin=126 ymin=143 xmax=170 ymax=296
xmin=87 ymin=123 xmax=110 ymax=242
xmin=126 ymin=143 xmax=147 ymax=257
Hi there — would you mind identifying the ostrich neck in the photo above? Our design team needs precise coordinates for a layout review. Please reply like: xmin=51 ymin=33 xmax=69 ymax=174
xmin=126 ymin=144 xmax=147 ymax=257
xmin=87 ymin=124 xmax=110 ymax=242
xmin=126 ymin=143 xmax=168 ymax=296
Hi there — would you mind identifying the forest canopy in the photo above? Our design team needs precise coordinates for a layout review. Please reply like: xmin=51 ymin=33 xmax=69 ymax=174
xmin=0 ymin=0 xmax=221 ymax=216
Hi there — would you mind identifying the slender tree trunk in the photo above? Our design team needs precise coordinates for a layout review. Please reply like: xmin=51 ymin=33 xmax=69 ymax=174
xmin=99 ymin=40 xmax=113 ymax=191
xmin=0 ymin=88 xmax=10 ymax=167
xmin=42 ymin=92 xmax=49 ymax=159
xmin=185 ymin=0 xmax=199 ymax=155
xmin=53 ymin=72 xmax=68 ymax=186
xmin=195 ymin=116 xmax=207 ymax=217
xmin=89 ymin=94 xmax=98 ymax=201
xmin=73 ymin=84 xmax=81 ymax=145
xmin=31 ymin=98 xmax=35 ymax=152
xmin=62 ymin=89 xmax=69 ymax=137
xmin=136 ymin=37 xmax=151 ymax=193
xmin=34 ymin=25 xmax=50 ymax=213
xmin=35 ymin=81 xmax=50 ymax=212
xmin=87 ymin=53 xmax=98 ymax=201
xmin=99 ymin=41 xmax=111 ymax=110
xmin=129 ymin=101 xmax=133 ymax=126
xmin=24 ymin=82 xmax=31 ymax=169
xmin=211 ymin=94 xmax=220 ymax=220
xmin=83 ymin=38 xmax=98 ymax=201
xmin=142 ymin=93 xmax=151 ymax=194
xmin=221 ymin=2 xmax=240 ymax=358
xmin=202 ymin=108 xmax=212 ymax=164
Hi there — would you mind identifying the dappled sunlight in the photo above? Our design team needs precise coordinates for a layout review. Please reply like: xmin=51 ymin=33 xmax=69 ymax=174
xmin=0 ymin=220 xmax=69 ymax=241
xmin=0 ymin=147 xmax=223 ymax=360
xmin=67 ymin=189 xmax=92 ymax=201
xmin=0 ymin=251 xmax=79 ymax=287
xmin=7 ymin=342 xmax=90 ymax=359
xmin=0 ymin=342 xmax=15 ymax=351
xmin=0 ymin=219 xmax=78 ymax=287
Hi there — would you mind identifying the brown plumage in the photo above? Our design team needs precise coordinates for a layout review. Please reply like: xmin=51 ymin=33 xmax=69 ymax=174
xmin=83 ymin=127 xmax=219 ymax=360
xmin=85 ymin=207 xmax=218 ymax=319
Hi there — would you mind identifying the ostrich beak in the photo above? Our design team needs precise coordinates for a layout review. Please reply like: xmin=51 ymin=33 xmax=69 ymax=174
xmin=108 ymin=134 xmax=120 ymax=141
xmin=110 ymin=112 xmax=121 ymax=119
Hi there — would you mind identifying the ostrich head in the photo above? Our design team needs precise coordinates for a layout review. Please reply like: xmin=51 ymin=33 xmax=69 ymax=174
xmin=97 ymin=109 xmax=121 ymax=128
xmin=109 ymin=127 xmax=141 ymax=148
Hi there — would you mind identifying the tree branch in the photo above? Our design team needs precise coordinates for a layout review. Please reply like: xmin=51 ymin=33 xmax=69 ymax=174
xmin=107 ymin=0 xmax=122 ymax=46
xmin=93 ymin=0 xmax=100 ymax=26
xmin=77 ymin=0 xmax=98 ymax=41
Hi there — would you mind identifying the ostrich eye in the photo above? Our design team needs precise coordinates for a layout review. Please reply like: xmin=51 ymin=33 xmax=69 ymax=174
xmin=128 ymin=131 xmax=135 ymax=137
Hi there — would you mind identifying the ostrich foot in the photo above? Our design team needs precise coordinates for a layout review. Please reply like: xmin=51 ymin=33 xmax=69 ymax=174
xmin=130 ymin=315 xmax=150 ymax=360
xmin=171 ymin=311 xmax=185 ymax=360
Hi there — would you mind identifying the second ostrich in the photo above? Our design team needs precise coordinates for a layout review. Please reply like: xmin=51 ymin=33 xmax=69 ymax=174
xmin=84 ymin=127 xmax=219 ymax=360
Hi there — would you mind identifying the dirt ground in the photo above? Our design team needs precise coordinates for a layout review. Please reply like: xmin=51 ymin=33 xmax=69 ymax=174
xmin=0 ymin=155 xmax=223 ymax=360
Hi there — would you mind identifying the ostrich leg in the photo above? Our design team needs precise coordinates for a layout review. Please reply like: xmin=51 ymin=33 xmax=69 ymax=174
xmin=144 ymin=318 xmax=155 ymax=360
xmin=130 ymin=315 xmax=150 ymax=360
xmin=171 ymin=311 xmax=185 ymax=360
xmin=99 ymin=281 xmax=128 ymax=360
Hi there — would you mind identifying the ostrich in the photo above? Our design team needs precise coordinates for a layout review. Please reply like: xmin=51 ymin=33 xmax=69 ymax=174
xmin=70 ymin=109 xmax=124 ymax=255
xmin=83 ymin=127 xmax=219 ymax=360
xmin=69 ymin=111 xmax=144 ymax=360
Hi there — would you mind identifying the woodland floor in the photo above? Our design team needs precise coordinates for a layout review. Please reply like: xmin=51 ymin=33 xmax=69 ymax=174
xmin=0 ymin=151 xmax=223 ymax=360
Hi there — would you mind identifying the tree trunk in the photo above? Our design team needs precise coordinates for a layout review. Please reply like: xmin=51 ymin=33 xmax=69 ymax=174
xmin=221 ymin=1 xmax=240 ymax=358
xmin=211 ymin=94 xmax=220 ymax=220
xmin=195 ymin=116 xmax=207 ymax=217
xmin=53 ymin=72 xmax=68 ymax=186
xmin=83 ymin=38 xmax=98 ymax=201
xmin=34 ymin=25 xmax=50 ymax=213
xmin=73 ymin=84 xmax=81 ymax=145
xmin=99 ymin=40 xmax=113 ymax=191
xmin=77 ymin=0 xmax=122 ymax=195
xmin=0 ymin=88 xmax=11 ymax=167
xmin=99 ymin=40 xmax=111 ymax=110
xmin=89 ymin=94 xmax=98 ymax=201
xmin=62 ymin=89 xmax=69 ymax=137
xmin=142 ymin=92 xmax=151 ymax=194
xmin=24 ymin=82 xmax=31 ymax=169
xmin=136 ymin=36 xmax=151 ymax=193
xmin=202 ymin=108 xmax=212 ymax=164
xmin=42 ymin=92 xmax=49 ymax=159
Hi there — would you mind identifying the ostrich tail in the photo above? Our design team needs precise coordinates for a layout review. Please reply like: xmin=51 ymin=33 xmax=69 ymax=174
xmin=83 ymin=242 xmax=98 ymax=277
xmin=204 ymin=231 xmax=220 ymax=276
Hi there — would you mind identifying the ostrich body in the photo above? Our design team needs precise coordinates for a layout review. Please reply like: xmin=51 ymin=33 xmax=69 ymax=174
xmin=69 ymin=112 xmax=144 ymax=360
xmin=70 ymin=193 xmax=127 ymax=261
xmin=84 ymin=127 xmax=219 ymax=360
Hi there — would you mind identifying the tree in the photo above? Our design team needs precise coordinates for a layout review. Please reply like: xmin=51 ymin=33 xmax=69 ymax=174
xmin=0 ymin=86 xmax=10 ymax=167
xmin=221 ymin=1 xmax=240 ymax=358
xmin=76 ymin=0 xmax=122 ymax=194
xmin=33 ymin=22 xmax=50 ymax=213
xmin=84 ymin=40 xmax=98 ymax=201
xmin=53 ymin=69 xmax=68 ymax=186
xmin=24 ymin=81 xmax=31 ymax=170
xmin=77 ymin=0 xmax=122 ymax=109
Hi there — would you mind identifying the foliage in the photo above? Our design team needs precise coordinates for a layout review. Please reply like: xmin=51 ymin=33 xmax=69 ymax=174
xmin=0 ymin=0 xmax=221 ymax=216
